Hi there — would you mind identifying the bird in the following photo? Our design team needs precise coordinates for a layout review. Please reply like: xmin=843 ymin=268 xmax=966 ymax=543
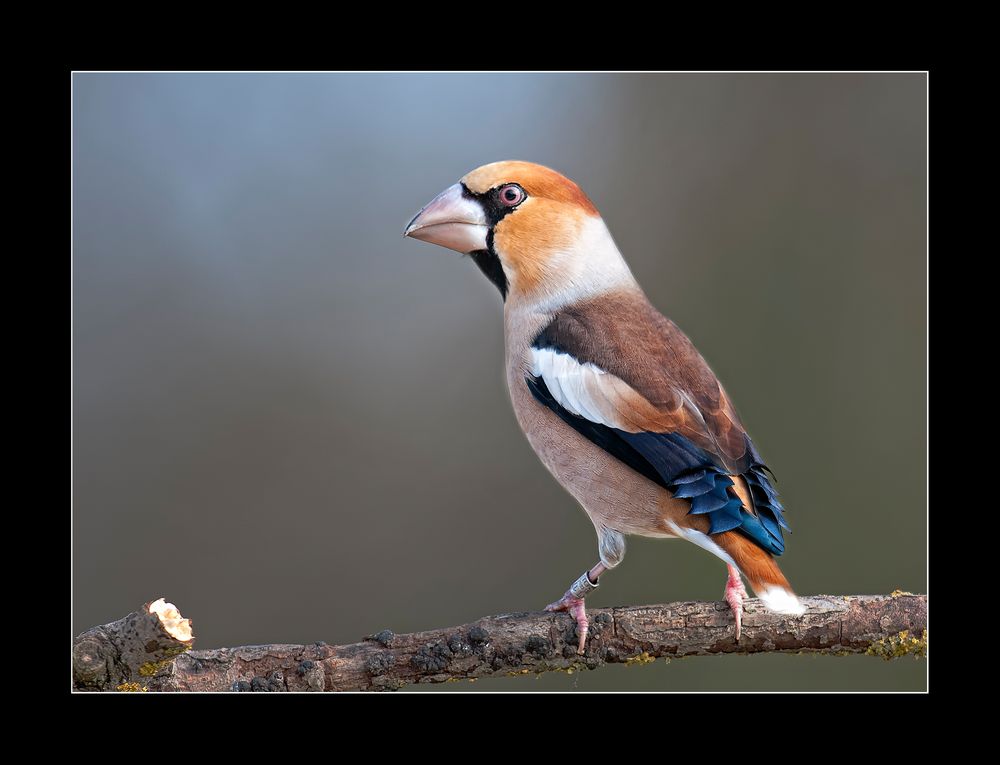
xmin=403 ymin=160 xmax=805 ymax=653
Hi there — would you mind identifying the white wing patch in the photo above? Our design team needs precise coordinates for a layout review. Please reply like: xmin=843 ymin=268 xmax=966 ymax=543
xmin=530 ymin=347 xmax=618 ymax=427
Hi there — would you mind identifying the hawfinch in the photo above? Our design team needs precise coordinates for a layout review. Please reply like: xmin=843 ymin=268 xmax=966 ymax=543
xmin=404 ymin=161 xmax=805 ymax=653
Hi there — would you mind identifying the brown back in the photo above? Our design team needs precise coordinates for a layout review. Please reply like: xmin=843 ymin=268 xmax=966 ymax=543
xmin=533 ymin=288 xmax=752 ymax=472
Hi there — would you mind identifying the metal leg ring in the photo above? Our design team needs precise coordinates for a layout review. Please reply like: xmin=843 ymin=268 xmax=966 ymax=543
xmin=568 ymin=570 xmax=599 ymax=599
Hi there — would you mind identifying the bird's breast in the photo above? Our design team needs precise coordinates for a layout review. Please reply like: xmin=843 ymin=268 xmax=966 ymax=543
xmin=504 ymin=346 xmax=681 ymax=538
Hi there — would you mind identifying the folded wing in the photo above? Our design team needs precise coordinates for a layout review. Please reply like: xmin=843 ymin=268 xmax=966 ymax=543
xmin=527 ymin=290 xmax=789 ymax=554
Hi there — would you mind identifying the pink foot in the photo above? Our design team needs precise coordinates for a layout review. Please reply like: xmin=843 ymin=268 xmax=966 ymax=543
xmin=724 ymin=564 xmax=748 ymax=642
xmin=545 ymin=592 xmax=590 ymax=654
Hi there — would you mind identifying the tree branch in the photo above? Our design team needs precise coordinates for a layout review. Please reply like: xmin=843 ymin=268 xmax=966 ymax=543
xmin=73 ymin=594 xmax=926 ymax=692
xmin=72 ymin=598 xmax=194 ymax=691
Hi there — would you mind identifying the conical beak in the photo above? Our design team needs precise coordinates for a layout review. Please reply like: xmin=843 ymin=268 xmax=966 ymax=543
xmin=403 ymin=183 xmax=489 ymax=254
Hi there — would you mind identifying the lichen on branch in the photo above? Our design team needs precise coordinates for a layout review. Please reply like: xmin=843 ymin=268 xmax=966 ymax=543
xmin=73 ymin=594 xmax=926 ymax=692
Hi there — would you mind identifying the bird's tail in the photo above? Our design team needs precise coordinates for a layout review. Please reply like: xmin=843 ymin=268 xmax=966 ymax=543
xmin=715 ymin=531 xmax=806 ymax=615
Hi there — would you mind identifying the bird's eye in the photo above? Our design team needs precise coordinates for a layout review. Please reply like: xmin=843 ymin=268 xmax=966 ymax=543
xmin=498 ymin=184 xmax=526 ymax=207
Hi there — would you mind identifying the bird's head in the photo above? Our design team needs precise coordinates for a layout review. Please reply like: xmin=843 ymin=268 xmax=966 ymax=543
xmin=404 ymin=161 xmax=632 ymax=305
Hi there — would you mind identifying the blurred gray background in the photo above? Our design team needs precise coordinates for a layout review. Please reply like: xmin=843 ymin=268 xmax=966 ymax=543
xmin=72 ymin=73 xmax=926 ymax=691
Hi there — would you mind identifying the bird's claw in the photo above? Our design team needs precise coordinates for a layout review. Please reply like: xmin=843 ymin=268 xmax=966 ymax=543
xmin=724 ymin=565 xmax=749 ymax=642
xmin=545 ymin=592 xmax=589 ymax=654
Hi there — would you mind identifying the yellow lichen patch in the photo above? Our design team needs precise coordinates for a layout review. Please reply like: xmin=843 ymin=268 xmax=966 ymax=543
xmin=544 ymin=665 xmax=578 ymax=675
xmin=625 ymin=651 xmax=655 ymax=667
xmin=116 ymin=682 xmax=147 ymax=692
xmin=866 ymin=629 xmax=927 ymax=660
xmin=139 ymin=658 xmax=176 ymax=677
xmin=890 ymin=589 xmax=914 ymax=598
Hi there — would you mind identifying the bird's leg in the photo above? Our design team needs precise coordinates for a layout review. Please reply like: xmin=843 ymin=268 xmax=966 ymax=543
xmin=724 ymin=564 xmax=749 ymax=641
xmin=545 ymin=561 xmax=607 ymax=654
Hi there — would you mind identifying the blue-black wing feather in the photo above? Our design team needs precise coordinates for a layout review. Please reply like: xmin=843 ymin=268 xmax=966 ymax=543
xmin=526 ymin=375 xmax=787 ymax=555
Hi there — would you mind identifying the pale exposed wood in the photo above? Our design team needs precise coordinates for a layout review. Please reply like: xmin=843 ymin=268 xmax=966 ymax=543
xmin=73 ymin=594 xmax=926 ymax=692
xmin=72 ymin=598 xmax=194 ymax=691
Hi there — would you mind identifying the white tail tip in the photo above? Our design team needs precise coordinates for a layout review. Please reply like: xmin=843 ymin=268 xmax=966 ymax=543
xmin=758 ymin=587 xmax=807 ymax=615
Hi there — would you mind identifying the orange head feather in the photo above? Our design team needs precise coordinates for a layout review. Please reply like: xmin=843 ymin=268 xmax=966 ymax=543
xmin=405 ymin=161 xmax=630 ymax=304
xmin=460 ymin=161 xmax=601 ymax=299
xmin=461 ymin=161 xmax=598 ymax=215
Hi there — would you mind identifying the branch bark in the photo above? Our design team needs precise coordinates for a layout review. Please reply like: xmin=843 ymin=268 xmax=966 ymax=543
xmin=72 ymin=598 xmax=194 ymax=691
xmin=73 ymin=594 xmax=926 ymax=692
